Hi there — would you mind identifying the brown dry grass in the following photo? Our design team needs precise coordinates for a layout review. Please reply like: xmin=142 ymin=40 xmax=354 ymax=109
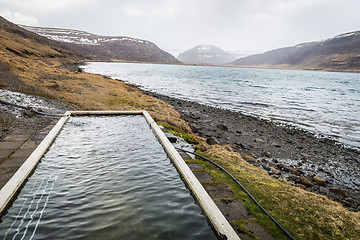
xmin=196 ymin=141 xmax=360 ymax=239
xmin=1 ymin=27 xmax=360 ymax=239
xmin=0 ymin=29 xmax=190 ymax=133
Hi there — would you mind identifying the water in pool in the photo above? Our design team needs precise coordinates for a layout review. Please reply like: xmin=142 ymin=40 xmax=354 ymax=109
xmin=0 ymin=116 xmax=217 ymax=240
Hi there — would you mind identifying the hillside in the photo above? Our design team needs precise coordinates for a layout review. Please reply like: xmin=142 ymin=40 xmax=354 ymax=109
xmin=22 ymin=25 xmax=180 ymax=64
xmin=0 ymin=17 xmax=89 ymax=61
xmin=178 ymin=45 xmax=237 ymax=65
xmin=231 ymin=31 xmax=360 ymax=72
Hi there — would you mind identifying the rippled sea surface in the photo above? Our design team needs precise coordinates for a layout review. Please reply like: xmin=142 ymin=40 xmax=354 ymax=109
xmin=0 ymin=116 xmax=216 ymax=240
xmin=82 ymin=62 xmax=360 ymax=149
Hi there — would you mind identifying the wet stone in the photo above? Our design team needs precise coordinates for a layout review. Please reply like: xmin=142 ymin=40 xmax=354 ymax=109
xmin=0 ymin=157 xmax=25 ymax=168
xmin=313 ymin=176 xmax=327 ymax=186
xmin=215 ymin=199 xmax=252 ymax=221
xmin=206 ymin=137 xmax=219 ymax=145
xmin=2 ymin=135 xmax=29 ymax=142
xmin=193 ymin=171 xmax=215 ymax=183
xmin=187 ymin=163 xmax=204 ymax=170
xmin=178 ymin=151 xmax=191 ymax=160
xmin=0 ymin=142 xmax=23 ymax=150
xmin=204 ymin=183 xmax=235 ymax=199
xmin=330 ymin=188 xmax=349 ymax=197
xmin=0 ymin=149 xmax=14 ymax=159
xmin=11 ymin=149 xmax=34 ymax=158
xmin=300 ymin=176 xmax=313 ymax=187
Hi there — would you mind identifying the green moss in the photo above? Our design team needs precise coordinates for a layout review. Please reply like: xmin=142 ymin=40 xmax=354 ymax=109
xmin=158 ymin=122 xmax=198 ymax=144
xmin=192 ymin=153 xmax=289 ymax=240
xmin=230 ymin=220 xmax=258 ymax=239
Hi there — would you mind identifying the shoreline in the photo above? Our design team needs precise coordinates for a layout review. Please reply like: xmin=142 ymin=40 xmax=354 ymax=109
xmin=143 ymin=90 xmax=360 ymax=211
xmin=71 ymin=61 xmax=359 ymax=211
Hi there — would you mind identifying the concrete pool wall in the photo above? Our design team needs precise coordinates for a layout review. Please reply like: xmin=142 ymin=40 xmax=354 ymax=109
xmin=0 ymin=111 xmax=239 ymax=240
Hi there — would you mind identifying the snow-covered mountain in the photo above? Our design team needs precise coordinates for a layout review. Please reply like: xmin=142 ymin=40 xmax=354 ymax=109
xmin=231 ymin=31 xmax=360 ymax=72
xmin=22 ymin=25 xmax=180 ymax=64
xmin=177 ymin=45 xmax=239 ymax=65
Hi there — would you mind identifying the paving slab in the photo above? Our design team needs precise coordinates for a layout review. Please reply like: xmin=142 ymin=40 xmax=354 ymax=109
xmin=178 ymin=151 xmax=192 ymax=160
xmin=11 ymin=129 xmax=34 ymax=135
xmin=0 ymin=149 xmax=14 ymax=160
xmin=193 ymin=171 xmax=215 ymax=183
xmin=10 ymin=149 xmax=34 ymax=158
xmin=204 ymin=182 xmax=235 ymax=199
xmin=31 ymin=130 xmax=52 ymax=144
xmin=0 ymin=142 xmax=24 ymax=150
xmin=2 ymin=134 xmax=30 ymax=142
xmin=0 ymin=157 xmax=26 ymax=168
xmin=0 ymin=168 xmax=18 ymax=189
xmin=244 ymin=220 xmax=275 ymax=240
xmin=188 ymin=163 xmax=204 ymax=170
xmin=215 ymin=199 xmax=252 ymax=221
xmin=20 ymin=140 xmax=37 ymax=149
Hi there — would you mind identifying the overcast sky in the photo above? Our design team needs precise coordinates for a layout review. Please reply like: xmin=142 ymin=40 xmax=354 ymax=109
xmin=1 ymin=0 xmax=360 ymax=54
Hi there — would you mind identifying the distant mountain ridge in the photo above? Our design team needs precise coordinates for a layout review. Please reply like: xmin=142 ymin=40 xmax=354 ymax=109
xmin=177 ymin=45 xmax=238 ymax=65
xmin=22 ymin=25 xmax=180 ymax=64
xmin=231 ymin=31 xmax=360 ymax=72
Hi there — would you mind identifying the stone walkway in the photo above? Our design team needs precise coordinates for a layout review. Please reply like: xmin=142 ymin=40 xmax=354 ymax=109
xmin=164 ymin=128 xmax=275 ymax=240
xmin=177 ymin=150 xmax=275 ymax=240
xmin=0 ymin=121 xmax=57 ymax=189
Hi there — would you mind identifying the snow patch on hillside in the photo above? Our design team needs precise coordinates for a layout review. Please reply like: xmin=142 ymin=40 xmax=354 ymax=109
xmin=21 ymin=25 xmax=152 ymax=46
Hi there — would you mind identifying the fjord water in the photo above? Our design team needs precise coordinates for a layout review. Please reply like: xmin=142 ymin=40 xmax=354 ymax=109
xmin=0 ymin=116 xmax=216 ymax=240
xmin=82 ymin=62 xmax=360 ymax=150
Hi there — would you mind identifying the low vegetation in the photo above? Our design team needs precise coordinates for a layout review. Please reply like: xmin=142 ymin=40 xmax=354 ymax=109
xmin=1 ymin=21 xmax=359 ymax=240
xmin=194 ymin=142 xmax=360 ymax=239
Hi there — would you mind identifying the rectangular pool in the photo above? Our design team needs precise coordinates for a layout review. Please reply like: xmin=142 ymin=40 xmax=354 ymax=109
xmin=0 ymin=115 xmax=218 ymax=239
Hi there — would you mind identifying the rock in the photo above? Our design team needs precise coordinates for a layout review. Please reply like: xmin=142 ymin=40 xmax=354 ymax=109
xmin=254 ymin=138 xmax=264 ymax=144
xmin=207 ymin=137 xmax=219 ymax=145
xmin=330 ymin=188 xmax=349 ymax=197
xmin=290 ymin=167 xmax=304 ymax=176
xmin=262 ymin=164 xmax=271 ymax=171
xmin=164 ymin=133 xmax=177 ymax=143
xmin=24 ymin=109 xmax=35 ymax=117
xmin=190 ymin=125 xmax=199 ymax=133
xmin=217 ymin=124 xmax=228 ymax=131
xmin=296 ymin=184 xmax=307 ymax=190
xmin=239 ymin=143 xmax=252 ymax=150
xmin=287 ymin=174 xmax=299 ymax=182
xmin=307 ymin=173 xmax=315 ymax=177
xmin=313 ymin=176 xmax=327 ymax=186
xmin=300 ymin=176 xmax=313 ymax=187
xmin=276 ymin=163 xmax=284 ymax=169
xmin=319 ymin=186 xmax=329 ymax=195
xmin=282 ymin=165 xmax=292 ymax=172
xmin=344 ymin=198 xmax=356 ymax=204
xmin=341 ymin=200 xmax=353 ymax=207
xmin=271 ymin=168 xmax=281 ymax=175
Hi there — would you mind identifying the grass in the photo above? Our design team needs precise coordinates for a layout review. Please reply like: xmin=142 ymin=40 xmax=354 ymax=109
xmin=157 ymin=122 xmax=198 ymax=144
xmin=195 ymin=143 xmax=360 ymax=240
xmin=1 ymin=27 xmax=360 ymax=240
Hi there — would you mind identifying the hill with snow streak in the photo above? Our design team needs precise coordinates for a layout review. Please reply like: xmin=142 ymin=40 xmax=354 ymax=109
xmin=177 ymin=45 xmax=238 ymax=65
xmin=22 ymin=25 xmax=180 ymax=64
xmin=231 ymin=31 xmax=360 ymax=72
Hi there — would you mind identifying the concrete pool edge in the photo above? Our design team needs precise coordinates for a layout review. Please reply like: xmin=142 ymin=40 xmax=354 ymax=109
xmin=0 ymin=113 xmax=70 ymax=215
xmin=0 ymin=110 xmax=240 ymax=240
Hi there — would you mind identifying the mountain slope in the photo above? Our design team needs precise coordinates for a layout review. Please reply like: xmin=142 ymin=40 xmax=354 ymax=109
xmin=0 ymin=17 xmax=89 ymax=61
xmin=22 ymin=25 xmax=180 ymax=64
xmin=231 ymin=31 xmax=360 ymax=72
xmin=178 ymin=45 xmax=237 ymax=65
